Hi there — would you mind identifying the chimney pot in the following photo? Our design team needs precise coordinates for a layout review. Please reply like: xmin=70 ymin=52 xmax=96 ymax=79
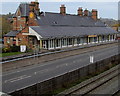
xmin=60 ymin=4 xmax=66 ymax=15
xmin=31 ymin=1 xmax=35 ymax=4
xmin=30 ymin=1 xmax=40 ymax=14
xmin=92 ymin=9 xmax=97 ymax=11
xmin=61 ymin=4 xmax=65 ymax=7
xmin=78 ymin=7 xmax=82 ymax=10
xmin=78 ymin=7 xmax=83 ymax=16
xmin=84 ymin=9 xmax=88 ymax=16
xmin=92 ymin=9 xmax=98 ymax=20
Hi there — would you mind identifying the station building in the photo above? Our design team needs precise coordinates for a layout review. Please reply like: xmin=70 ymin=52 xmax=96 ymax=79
xmin=4 ymin=1 xmax=117 ymax=50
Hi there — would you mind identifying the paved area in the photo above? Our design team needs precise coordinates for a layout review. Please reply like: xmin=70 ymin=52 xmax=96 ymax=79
xmin=2 ymin=45 xmax=118 ymax=93
xmin=2 ymin=41 xmax=117 ymax=61
xmin=2 ymin=42 xmax=118 ymax=72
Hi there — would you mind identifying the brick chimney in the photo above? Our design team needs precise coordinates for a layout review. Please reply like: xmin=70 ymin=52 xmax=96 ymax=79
xmin=29 ymin=2 xmax=35 ymax=11
xmin=29 ymin=1 xmax=40 ymax=12
xmin=78 ymin=7 xmax=83 ymax=16
xmin=34 ymin=2 xmax=40 ymax=11
xmin=84 ymin=9 xmax=88 ymax=16
xmin=92 ymin=9 xmax=98 ymax=20
xmin=60 ymin=5 xmax=66 ymax=15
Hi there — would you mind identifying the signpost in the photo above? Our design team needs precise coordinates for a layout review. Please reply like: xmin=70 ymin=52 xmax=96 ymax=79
xmin=90 ymin=55 xmax=94 ymax=63
xmin=20 ymin=45 xmax=26 ymax=52
xmin=118 ymin=27 xmax=120 ymax=32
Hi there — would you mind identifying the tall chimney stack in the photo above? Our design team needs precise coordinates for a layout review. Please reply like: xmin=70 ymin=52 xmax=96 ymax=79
xmin=84 ymin=9 xmax=88 ymax=16
xmin=60 ymin=5 xmax=66 ymax=15
xmin=35 ymin=2 xmax=39 ymax=10
xmin=30 ymin=1 xmax=40 ymax=15
xmin=78 ymin=7 xmax=83 ymax=16
xmin=92 ymin=9 xmax=98 ymax=20
xmin=29 ymin=2 xmax=35 ymax=11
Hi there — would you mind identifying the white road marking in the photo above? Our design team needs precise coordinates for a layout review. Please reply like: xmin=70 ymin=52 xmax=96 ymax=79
xmin=4 ymin=75 xmax=31 ymax=83
xmin=10 ymin=75 xmax=31 ymax=83
xmin=35 ymin=69 xmax=49 ymax=74
xmin=4 ymin=75 xmax=26 ymax=83
xmin=56 ymin=63 xmax=68 ymax=68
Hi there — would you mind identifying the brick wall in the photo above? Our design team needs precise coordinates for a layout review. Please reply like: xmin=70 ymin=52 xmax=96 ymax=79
xmin=13 ymin=17 xmax=17 ymax=30
xmin=4 ymin=37 xmax=8 ymax=47
xmin=16 ymin=33 xmax=28 ymax=46
xmin=4 ymin=2 xmax=40 ymax=47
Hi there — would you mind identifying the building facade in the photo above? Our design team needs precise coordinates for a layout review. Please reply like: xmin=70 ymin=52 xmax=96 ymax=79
xmin=4 ymin=1 xmax=117 ymax=50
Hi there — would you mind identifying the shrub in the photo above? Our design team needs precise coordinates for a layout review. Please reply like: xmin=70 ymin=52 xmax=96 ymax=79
xmin=10 ymin=46 xmax=20 ymax=52
xmin=2 ymin=47 xmax=11 ymax=53
xmin=2 ymin=46 xmax=20 ymax=53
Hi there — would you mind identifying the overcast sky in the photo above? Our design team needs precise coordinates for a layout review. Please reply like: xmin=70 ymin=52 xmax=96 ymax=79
xmin=1 ymin=0 xmax=120 ymax=2
xmin=1 ymin=0 xmax=120 ymax=20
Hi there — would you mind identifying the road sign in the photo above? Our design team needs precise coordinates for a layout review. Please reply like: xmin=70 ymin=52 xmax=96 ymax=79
xmin=90 ymin=55 xmax=94 ymax=63
xmin=20 ymin=45 xmax=26 ymax=52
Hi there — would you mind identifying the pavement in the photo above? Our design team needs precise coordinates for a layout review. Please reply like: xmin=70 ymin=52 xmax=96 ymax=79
xmin=2 ymin=42 xmax=118 ymax=72
xmin=2 ymin=45 xmax=119 ymax=93
xmin=2 ymin=41 xmax=117 ymax=62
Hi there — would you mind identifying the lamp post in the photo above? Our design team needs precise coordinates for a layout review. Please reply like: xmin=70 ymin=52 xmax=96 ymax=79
xmin=33 ymin=44 xmax=39 ymax=61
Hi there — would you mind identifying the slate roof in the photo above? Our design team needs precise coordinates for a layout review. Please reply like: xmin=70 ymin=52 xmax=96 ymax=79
xmin=30 ymin=26 xmax=117 ymax=39
xmin=11 ymin=3 xmax=117 ymax=40
xmin=37 ymin=12 xmax=106 ymax=27
xmin=14 ymin=3 xmax=30 ymax=17
xmin=4 ymin=31 xmax=19 ymax=37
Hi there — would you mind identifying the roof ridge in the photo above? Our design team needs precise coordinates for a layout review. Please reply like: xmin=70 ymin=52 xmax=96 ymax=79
xmin=45 ymin=12 xmax=83 ymax=17
xmin=20 ymin=2 xmax=29 ymax=5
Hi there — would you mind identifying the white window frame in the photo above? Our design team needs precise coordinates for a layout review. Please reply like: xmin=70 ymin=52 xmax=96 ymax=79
xmin=49 ymin=39 xmax=54 ymax=50
xmin=42 ymin=40 xmax=47 ymax=49
xmin=56 ymin=39 xmax=61 ymax=49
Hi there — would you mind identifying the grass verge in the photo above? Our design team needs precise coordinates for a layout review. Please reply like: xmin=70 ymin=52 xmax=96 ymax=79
xmin=1 ymin=52 xmax=23 ymax=57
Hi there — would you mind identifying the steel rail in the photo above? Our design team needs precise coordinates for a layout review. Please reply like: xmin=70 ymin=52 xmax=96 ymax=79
xmin=61 ymin=65 xmax=120 ymax=96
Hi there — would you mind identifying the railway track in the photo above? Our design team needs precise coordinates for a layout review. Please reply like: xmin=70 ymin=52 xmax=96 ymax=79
xmin=58 ymin=64 xmax=120 ymax=96
xmin=112 ymin=90 xmax=120 ymax=96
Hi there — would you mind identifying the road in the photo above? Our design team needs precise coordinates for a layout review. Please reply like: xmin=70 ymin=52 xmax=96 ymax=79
xmin=2 ymin=45 xmax=119 ymax=93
